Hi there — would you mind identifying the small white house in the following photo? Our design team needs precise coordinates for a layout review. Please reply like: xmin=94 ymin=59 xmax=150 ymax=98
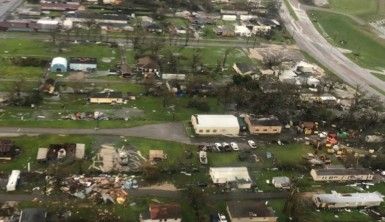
xmin=6 ymin=170 xmax=20 ymax=191
xmin=252 ymin=25 xmax=271 ymax=34
xmin=50 ymin=57 xmax=68 ymax=72
xmin=313 ymin=191 xmax=384 ymax=209
xmin=234 ymin=25 xmax=251 ymax=37
xmin=222 ymin=15 xmax=237 ymax=21
xmin=210 ymin=167 xmax=252 ymax=189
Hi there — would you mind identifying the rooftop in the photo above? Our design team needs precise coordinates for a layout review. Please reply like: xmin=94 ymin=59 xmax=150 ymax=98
xmin=313 ymin=168 xmax=373 ymax=176
xmin=210 ymin=167 xmax=251 ymax=184
xmin=193 ymin=114 xmax=239 ymax=128
xmin=314 ymin=191 xmax=384 ymax=204
xmin=90 ymin=92 xmax=123 ymax=98
xmin=69 ymin=57 xmax=97 ymax=64
xmin=247 ymin=115 xmax=281 ymax=126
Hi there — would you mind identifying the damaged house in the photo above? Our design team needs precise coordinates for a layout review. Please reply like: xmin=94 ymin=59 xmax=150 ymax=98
xmin=36 ymin=143 xmax=85 ymax=162
xmin=140 ymin=203 xmax=182 ymax=222
xmin=244 ymin=115 xmax=282 ymax=135
xmin=0 ymin=140 xmax=17 ymax=160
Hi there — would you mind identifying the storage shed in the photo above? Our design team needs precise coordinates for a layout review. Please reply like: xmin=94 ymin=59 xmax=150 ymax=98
xmin=6 ymin=170 xmax=20 ymax=191
xmin=209 ymin=167 xmax=252 ymax=189
xmin=50 ymin=57 xmax=68 ymax=72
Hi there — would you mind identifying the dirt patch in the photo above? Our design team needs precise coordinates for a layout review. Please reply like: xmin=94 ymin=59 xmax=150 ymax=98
xmin=248 ymin=44 xmax=304 ymax=63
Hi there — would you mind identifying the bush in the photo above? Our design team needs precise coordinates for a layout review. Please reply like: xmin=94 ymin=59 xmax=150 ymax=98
xmin=187 ymin=98 xmax=210 ymax=112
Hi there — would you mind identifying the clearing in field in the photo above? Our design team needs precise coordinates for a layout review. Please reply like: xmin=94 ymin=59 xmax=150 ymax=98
xmin=310 ymin=11 xmax=385 ymax=70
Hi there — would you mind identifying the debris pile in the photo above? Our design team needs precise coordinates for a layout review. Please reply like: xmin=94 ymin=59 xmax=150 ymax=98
xmin=90 ymin=144 xmax=145 ymax=172
xmin=60 ymin=175 xmax=138 ymax=204
xmin=62 ymin=111 xmax=108 ymax=120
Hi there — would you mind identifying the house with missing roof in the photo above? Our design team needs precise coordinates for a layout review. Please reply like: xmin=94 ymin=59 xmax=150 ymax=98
xmin=244 ymin=115 xmax=282 ymax=135
xmin=191 ymin=114 xmax=240 ymax=136
xmin=313 ymin=191 xmax=384 ymax=209
xmin=310 ymin=166 xmax=374 ymax=182
xmin=0 ymin=139 xmax=16 ymax=160
xmin=210 ymin=167 xmax=252 ymax=189
xmin=140 ymin=203 xmax=181 ymax=222
xmin=226 ymin=201 xmax=277 ymax=222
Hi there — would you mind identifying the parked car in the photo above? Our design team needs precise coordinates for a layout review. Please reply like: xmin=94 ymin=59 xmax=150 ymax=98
xmin=215 ymin=143 xmax=222 ymax=151
xmin=218 ymin=213 xmax=228 ymax=222
xmin=248 ymin=140 xmax=257 ymax=148
xmin=222 ymin=142 xmax=231 ymax=151
xmin=230 ymin=142 xmax=239 ymax=151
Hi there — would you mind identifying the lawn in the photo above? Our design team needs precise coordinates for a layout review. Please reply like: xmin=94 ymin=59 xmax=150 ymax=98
xmin=310 ymin=10 xmax=385 ymax=70
xmin=0 ymin=38 xmax=119 ymax=78
xmin=159 ymin=46 xmax=253 ymax=70
xmin=121 ymin=137 xmax=197 ymax=166
xmin=0 ymin=90 xmax=225 ymax=129
xmin=327 ymin=0 xmax=378 ymax=16
xmin=0 ymin=135 xmax=93 ymax=173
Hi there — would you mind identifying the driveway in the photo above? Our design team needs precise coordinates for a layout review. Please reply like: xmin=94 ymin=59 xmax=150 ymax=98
xmin=0 ymin=122 xmax=193 ymax=144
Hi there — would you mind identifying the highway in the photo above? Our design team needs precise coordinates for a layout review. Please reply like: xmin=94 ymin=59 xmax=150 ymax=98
xmin=0 ymin=0 xmax=23 ymax=21
xmin=280 ymin=0 xmax=385 ymax=101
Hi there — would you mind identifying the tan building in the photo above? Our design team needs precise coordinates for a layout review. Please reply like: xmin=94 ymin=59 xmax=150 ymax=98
xmin=89 ymin=92 xmax=124 ymax=104
xmin=310 ymin=168 xmax=374 ymax=182
xmin=191 ymin=114 xmax=240 ymax=136
xmin=227 ymin=201 xmax=277 ymax=222
xmin=244 ymin=115 xmax=282 ymax=135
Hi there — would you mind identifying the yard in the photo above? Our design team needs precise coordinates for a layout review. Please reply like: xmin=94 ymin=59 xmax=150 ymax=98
xmin=0 ymin=38 xmax=120 ymax=78
xmin=0 ymin=135 xmax=93 ymax=173
xmin=310 ymin=10 xmax=385 ymax=70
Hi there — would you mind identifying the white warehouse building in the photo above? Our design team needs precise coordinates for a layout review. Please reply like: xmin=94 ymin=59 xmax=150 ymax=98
xmin=191 ymin=114 xmax=240 ymax=136
xmin=313 ymin=191 xmax=384 ymax=209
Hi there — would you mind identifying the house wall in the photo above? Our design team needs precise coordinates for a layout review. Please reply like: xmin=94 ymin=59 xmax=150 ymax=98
xmin=191 ymin=116 xmax=239 ymax=136
xmin=310 ymin=169 xmax=374 ymax=181
xmin=245 ymin=118 xmax=282 ymax=134
xmin=69 ymin=63 xmax=97 ymax=71
xmin=90 ymin=98 xmax=123 ymax=104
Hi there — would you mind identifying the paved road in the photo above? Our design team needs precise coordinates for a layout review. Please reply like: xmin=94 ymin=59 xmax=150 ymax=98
xmin=280 ymin=0 xmax=385 ymax=101
xmin=0 ymin=31 xmax=260 ymax=48
xmin=0 ymin=122 xmax=193 ymax=144
xmin=0 ymin=190 xmax=287 ymax=202
xmin=0 ymin=0 xmax=23 ymax=21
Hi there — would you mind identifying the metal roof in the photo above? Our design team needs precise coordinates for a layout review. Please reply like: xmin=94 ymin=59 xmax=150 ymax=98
xmin=193 ymin=114 xmax=239 ymax=128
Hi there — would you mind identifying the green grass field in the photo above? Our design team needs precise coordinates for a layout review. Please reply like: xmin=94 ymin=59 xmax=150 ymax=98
xmin=328 ymin=0 xmax=378 ymax=15
xmin=0 ymin=39 xmax=121 ymax=77
xmin=310 ymin=10 xmax=385 ymax=70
